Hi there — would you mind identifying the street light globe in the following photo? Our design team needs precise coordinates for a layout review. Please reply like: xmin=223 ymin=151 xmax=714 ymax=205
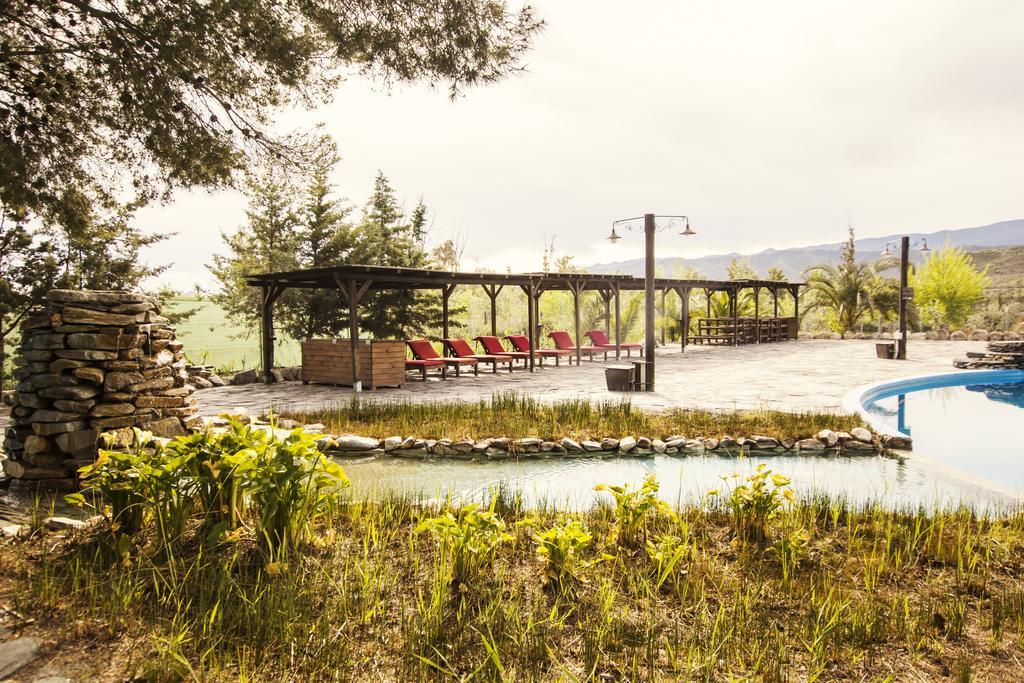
xmin=680 ymin=223 xmax=696 ymax=236
xmin=607 ymin=227 xmax=621 ymax=244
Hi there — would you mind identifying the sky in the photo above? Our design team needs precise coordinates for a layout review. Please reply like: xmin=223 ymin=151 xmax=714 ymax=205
xmin=136 ymin=0 xmax=1024 ymax=291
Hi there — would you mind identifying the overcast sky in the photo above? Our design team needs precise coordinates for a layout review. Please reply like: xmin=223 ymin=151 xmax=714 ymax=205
xmin=137 ymin=0 xmax=1024 ymax=291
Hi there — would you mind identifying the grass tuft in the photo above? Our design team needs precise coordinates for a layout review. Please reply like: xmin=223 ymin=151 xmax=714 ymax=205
xmin=284 ymin=392 xmax=863 ymax=440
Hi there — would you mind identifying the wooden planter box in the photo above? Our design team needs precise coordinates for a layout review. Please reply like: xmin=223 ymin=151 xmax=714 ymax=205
xmin=301 ymin=339 xmax=405 ymax=390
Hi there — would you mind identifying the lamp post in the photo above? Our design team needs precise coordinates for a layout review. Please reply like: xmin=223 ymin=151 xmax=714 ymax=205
xmin=607 ymin=213 xmax=695 ymax=391
xmin=881 ymin=236 xmax=930 ymax=360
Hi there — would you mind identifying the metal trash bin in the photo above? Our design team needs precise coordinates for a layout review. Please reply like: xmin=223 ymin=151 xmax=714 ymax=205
xmin=605 ymin=365 xmax=634 ymax=391
xmin=875 ymin=342 xmax=896 ymax=359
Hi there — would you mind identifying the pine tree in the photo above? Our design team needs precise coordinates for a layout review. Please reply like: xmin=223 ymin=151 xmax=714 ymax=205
xmin=351 ymin=173 xmax=443 ymax=338
xmin=285 ymin=147 xmax=354 ymax=339
xmin=209 ymin=171 xmax=302 ymax=334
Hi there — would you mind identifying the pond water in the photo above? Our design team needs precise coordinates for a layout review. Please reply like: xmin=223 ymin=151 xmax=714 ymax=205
xmin=339 ymin=448 xmax=1019 ymax=512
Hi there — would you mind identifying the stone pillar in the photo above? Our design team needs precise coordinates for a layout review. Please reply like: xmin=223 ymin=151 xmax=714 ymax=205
xmin=2 ymin=290 xmax=198 ymax=490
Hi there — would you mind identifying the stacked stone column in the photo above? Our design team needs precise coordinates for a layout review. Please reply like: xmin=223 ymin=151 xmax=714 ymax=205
xmin=2 ymin=290 xmax=199 ymax=489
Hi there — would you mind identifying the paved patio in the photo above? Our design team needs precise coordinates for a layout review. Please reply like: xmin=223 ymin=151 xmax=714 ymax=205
xmin=193 ymin=339 xmax=985 ymax=417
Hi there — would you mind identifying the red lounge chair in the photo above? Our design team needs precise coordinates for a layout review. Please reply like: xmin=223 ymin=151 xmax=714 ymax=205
xmin=474 ymin=335 xmax=530 ymax=367
xmin=585 ymin=329 xmax=643 ymax=357
xmin=406 ymin=339 xmax=479 ymax=378
xmin=503 ymin=334 xmax=573 ymax=367
xmin=444 ymin=338 xmax=514 ymax=373
xmin=405 ymin=358 xmax=446 ymax=381
xmin=549 ymin=330 xmax=604 ymax=362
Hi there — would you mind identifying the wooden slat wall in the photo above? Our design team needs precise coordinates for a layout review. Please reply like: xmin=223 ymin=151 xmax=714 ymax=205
xmin=302 ymin=339 xmax=405 ymax=389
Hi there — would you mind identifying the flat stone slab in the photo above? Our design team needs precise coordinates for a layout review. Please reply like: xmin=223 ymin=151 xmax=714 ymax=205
xmin=0 ymin=637 xmax=40 ymax=678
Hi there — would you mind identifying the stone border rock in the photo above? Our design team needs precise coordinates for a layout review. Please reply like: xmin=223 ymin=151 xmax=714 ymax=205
xmin=206 ymin=415 xmax=909 ymax=461
xmin=806 ymin=330 xmax=1022 ymax=342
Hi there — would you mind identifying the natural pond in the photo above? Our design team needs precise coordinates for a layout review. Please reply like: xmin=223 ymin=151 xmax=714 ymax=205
xmin=339 ymin=449 xmax=1020 ymax=512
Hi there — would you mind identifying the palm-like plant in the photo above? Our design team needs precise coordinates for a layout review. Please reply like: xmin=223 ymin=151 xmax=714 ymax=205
xmin=802 ymin=230 xmax=896 ymax=337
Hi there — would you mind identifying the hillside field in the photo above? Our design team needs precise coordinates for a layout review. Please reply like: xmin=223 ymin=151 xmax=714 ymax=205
xmin=165 ymin=297 xmax=300 ymax=371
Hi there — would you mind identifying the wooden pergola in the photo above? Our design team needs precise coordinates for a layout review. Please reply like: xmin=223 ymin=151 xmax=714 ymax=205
xmin=245 ymin=264 xmax=802 ymax=384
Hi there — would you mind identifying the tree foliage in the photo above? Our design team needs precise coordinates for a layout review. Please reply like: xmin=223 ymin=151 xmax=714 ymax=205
xmin=211 ymin=164 xmax=450 ymax=343
xmin=803 ymin=229 xmax=894 ymax=337
xmin=911 ymin=244 xmax=990 ymax=328
xmin=0 ymin=0 xmax=543 ymax=223
xmin=1 ymin=200 xmax=168 ymax=389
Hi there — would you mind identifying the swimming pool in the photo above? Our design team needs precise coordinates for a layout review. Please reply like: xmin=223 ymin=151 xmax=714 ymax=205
xmin=848 ymin=369 xmax=1024 ymax=498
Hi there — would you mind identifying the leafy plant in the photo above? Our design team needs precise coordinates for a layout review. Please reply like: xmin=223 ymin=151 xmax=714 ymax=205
xmin=595 ymin=474 xmax=671 ymax=547
xmin=709 ymin=464 xmax=794 ymax=545
xmin=646 ymin=533 xmax=688 ymax=590
xmin=772 ymin=527 xmax=810 ymax=588
xmin=534 ymin=519 xmax=594 ymax=593
xmin=70 ymin=428 xmax=194 ymax=543
xmin=70 ymin=419 xmax=349 ymax=558
xmin=242 ymin=428 xmax=349 ymax=557
xmin=416 ymin=502 xmax=511 ymax=588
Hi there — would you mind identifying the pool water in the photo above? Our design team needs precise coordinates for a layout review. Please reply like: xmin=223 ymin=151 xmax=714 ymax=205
xmin=861 ymin=377 xmax=1024 ymax=497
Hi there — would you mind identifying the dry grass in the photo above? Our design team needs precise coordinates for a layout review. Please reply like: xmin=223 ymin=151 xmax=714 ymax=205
xmin=3 ymin=486 xmax=1024 ymax=681
xmin=283 ymin=393 xmax=864 ymax=441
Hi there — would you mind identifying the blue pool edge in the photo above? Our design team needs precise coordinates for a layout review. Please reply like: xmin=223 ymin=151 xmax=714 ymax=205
xmin=842 ymin=369 xmax=1024 ymax=437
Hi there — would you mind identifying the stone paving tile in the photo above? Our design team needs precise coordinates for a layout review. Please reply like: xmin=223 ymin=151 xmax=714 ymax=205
xmin=193 ymin=339 xmax=986 ymax=418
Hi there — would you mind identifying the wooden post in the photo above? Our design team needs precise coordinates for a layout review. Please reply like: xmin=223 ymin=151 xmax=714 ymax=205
xmin=754 ymin=286 xmax=761 ymax=343
xmin=705 ymin=288 xmax=712 ymax=318
xmin=643 ymin=214 xmax=655 ymax=390
xmin=522 ymin=284 xmax=536 ymax=372
xmin=660 ymin=288 xmax=666 ymax=345
xmin=613 ymin=282 xmax=621 ymax=360
xmin=483 ymin=284 xmax=503 ymax=336
xmin=731 ymin=289 xmax=739 ymax=346
xmin=793 ymin=286 xmax=800 ymax=340
xmin=678 ymin=286 xmax=690 ymax=351
xmin=260 ymin=284 xmax=284 ymax=384
xmin=570 ymin=280 xmax=582 ymax=366
xmin=535 ymin=287 xmax=544 ymax=350
xmin=346 ymin=280 xmax=360 ymax=385
xmin=333 ymin=275 xmax=373 ymax=389
xmin=603 ymin=289 xmax=611 ymax=337
xmin=441 ymin=284 xmax=456 ymax=351
xmin=773 ymin=288 xmax=779 ymax=317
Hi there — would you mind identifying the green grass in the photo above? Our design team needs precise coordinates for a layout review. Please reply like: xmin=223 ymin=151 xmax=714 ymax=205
xmin=6 ymin=487 xmax=1024 ymax=680
xmin=166 ymin=297 xmax=300 ymax=372
xmin=284 ymin=393 xmax=864 ymax=441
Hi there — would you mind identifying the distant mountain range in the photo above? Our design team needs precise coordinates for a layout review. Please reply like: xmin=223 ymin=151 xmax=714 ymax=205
xmin=587 ymin=218 xmax=1024 ymax=280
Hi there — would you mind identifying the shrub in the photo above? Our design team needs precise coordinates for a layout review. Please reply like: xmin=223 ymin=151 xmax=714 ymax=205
xmin=534 ymin=519 xmax=594 ymax=593
xmin=69 ymin=419 xmax=349 ymax=558
xmin=416 ymin=502 xmax=511 ymax=588
xmin=709 ymin=464 xmax=794 ymax=545
xmin=595 ymin=474 xmax=671 ymax=547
